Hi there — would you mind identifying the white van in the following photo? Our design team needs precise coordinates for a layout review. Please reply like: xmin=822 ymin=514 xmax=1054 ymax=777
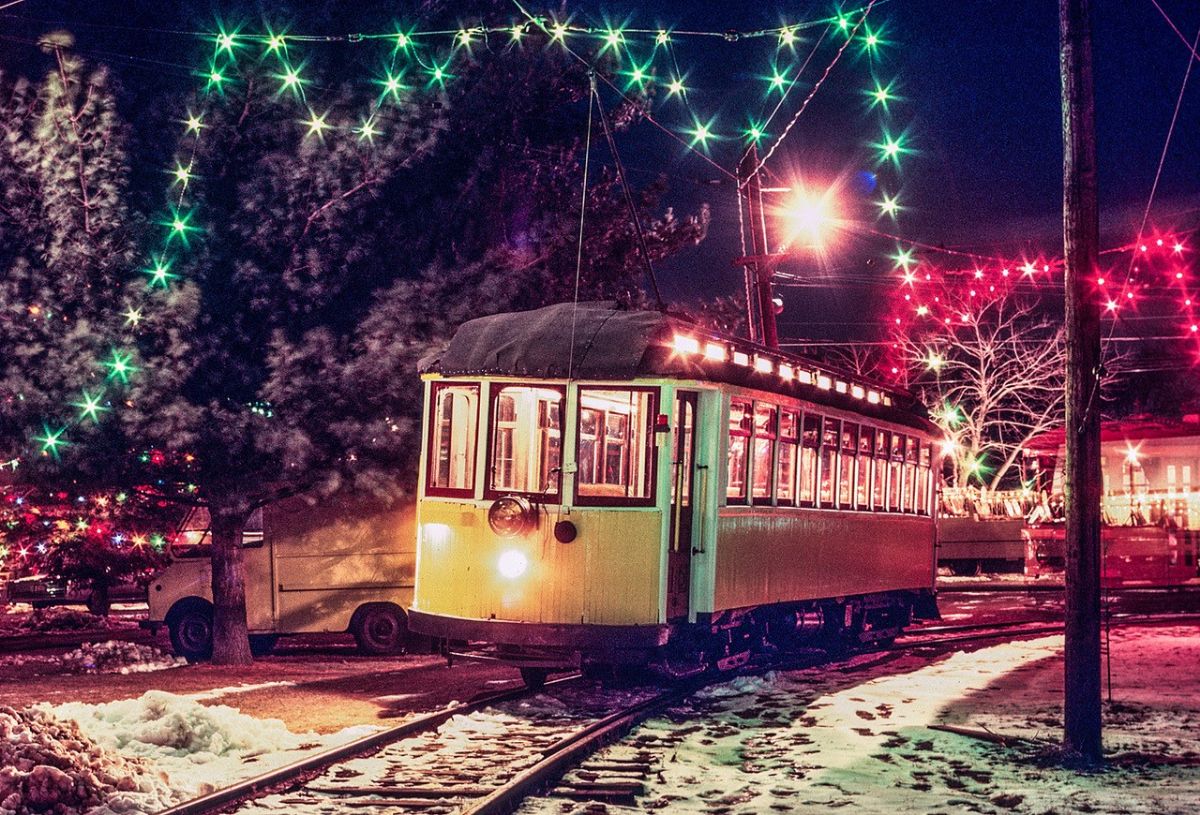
xmin=145 ymin=494 xmax=415 ymax=660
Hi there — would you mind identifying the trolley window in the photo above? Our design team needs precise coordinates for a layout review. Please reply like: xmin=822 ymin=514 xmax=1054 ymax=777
xmin=426 ymin=382 xmax=480 ymax=497
xmin=576 ymin=388 xmax=656 ymax=504
xmin=777 ymin=410 xmax=799 ymax=505
xmin=488 ymin=385 xmax=563 ymax=498
xmin=857 ymin=427 xmax=874 ymax=510
xmin=819 ymin=417 xmax=839 ymax=507
xmin=727 ymin=399 xmax=751 ymax=503
xmin=904 ymin=437 xmax=920 ymax=514
xmin=839 ymin=423 xmax=858 ymax=509
xmin=917 ymin=441 xmax=932 ymax=515
xmin=873 ymin=430 xmax=889 ymax=511
xmin=752 ymin=403 xmax=777 ymax=503
xmin=889 ymin=432 xmax=905 ymax=512
xmin=799 ymin=413 xmax=820 ymax=506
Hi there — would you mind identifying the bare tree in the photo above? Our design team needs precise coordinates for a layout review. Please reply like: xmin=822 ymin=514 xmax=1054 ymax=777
xmin=896 ymin=293 xmax=1066 ymax=489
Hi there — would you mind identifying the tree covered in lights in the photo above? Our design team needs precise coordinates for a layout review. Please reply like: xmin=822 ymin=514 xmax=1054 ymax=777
xmin=112 ymin=10 xmax=707 ymax=664
xmin=895 ymin=293 xmax=1067 ymax=488
xmin=0 ymin=36 xmax=179 ymax=597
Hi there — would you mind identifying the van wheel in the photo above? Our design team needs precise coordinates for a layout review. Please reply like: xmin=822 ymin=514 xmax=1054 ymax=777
xmin=352 ymin=604 xmax=407 ymax=655
xmin=169 ymin=605 xmax=213 ymax=662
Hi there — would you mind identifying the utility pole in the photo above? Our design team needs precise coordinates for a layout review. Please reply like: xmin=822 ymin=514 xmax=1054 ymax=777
xmin=736 ymin=148 xmax=779 ymax=349
xmin=1059 ymin=0 xmax=1103 ymax=763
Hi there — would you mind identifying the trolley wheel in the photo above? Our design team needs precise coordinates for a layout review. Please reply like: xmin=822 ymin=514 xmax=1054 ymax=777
xmin=352 ymin=603 xmax=408 ymax=655
xmin=169 ymin=605 xmax=214 ymax=662
xmin=520 ymin=667 xmax=549 ymax=691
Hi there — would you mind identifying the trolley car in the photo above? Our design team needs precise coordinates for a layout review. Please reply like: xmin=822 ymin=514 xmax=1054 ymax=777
xmin=408 ymin=302 xmax=941 ymax=685
xmin=1024 ymin=418 xmax=1200 ymax=586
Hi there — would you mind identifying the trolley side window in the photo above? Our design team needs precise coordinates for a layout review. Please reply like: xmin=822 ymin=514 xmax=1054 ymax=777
xmin=839 ymin=423 xmax=858 ymax=509
xmin=799 ymin=413 xmax=820 ymax=506
xmin=727 ymin=399 xmax=751 ymax=504
xmin=819 ymin=417 xmax=840 ymax=507
xmin=888 ymin=432 xmax=905 ymax=512
xmin=576 ymin=388 xmax=656 ymax=504
xmin=873 ymin=430 xmax=889 ymax=511
xmin=488 ymin=385 xmax=564 ymax=498
xmin=752 ymin=403 xmax=777 ymax=503
xmin=904 ymin=437 xmax=920 ymax=514
xmin=857 ymin=427 xmax=874 ymax=510
xmin=917 ymin=440 xmax=932 ymax=515
xmin=427 ymin=383 xmax=480 ymax=496
xmin=777 ymin=410 xmax=799 ymax=506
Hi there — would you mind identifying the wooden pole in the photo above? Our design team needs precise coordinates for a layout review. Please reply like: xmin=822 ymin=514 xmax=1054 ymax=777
xmin=736 ymin=148 xmax=779 ymax=349
xmin=1059 ymin=0 xmax=1103 ymax=763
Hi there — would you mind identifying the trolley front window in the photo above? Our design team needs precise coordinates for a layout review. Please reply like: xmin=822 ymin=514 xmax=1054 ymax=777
xmin=488 ymin=385 xmax=563 ymax=498
xmin=577 ymin=388 xmax=656 ymax=504
xmin=426 ymin=383 xmax=480 ymax=496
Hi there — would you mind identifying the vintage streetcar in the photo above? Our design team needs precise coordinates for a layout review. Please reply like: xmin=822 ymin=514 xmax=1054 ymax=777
xmin=407 ymin=302 xmax=941 ymax=686
xmin=1024 ymin=417 xmax=1200 ymax=586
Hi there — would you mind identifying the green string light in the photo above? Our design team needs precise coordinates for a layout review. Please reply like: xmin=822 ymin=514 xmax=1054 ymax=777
xmin=35 ymin=424 xmax=68 ymax=459
xmin=102 ymin=349 xmax=137 ymax=384
xmin=354 ymin=114 xmax=381 ymax=142
xmin=162 ymin=207 xmax=200 ymax=246
xmin=303 ymin=109 xmax=331 ymax=139
xmin=71 ymin=389 xmax=108 ymax=422
xmin=877 ymin=192 xmax=902 ymax=220
xmin=142 ymin=255 xmax=177 ymax=289
xmin=376 ymin=70 xmax=407 ymax=102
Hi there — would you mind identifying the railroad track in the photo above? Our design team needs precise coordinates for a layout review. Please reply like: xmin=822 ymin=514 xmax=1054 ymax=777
xmin=157 ymin=676 xmax=687 ymax=815
xmin=155 ymin=612 xmax=1200 ymax=815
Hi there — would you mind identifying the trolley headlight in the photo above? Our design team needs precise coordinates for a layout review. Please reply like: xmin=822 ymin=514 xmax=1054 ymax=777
xmin=497 ymin=548 xmax=529 ymax=579
xmin=488 ymin=495 xmax=534 ymax=537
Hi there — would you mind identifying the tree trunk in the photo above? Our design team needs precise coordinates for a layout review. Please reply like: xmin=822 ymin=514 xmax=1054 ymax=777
xmin=209 ymin=502 xmax=254 ymax=666
xmin=86 ymin=580 xmax=111 ymax=617
xmin=1059 ymin=0 xmax=1103 ymax=763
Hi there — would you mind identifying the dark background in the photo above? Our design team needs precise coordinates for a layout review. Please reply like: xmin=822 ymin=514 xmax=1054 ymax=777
xmin=2 ymin=0 xmax=1197 ymax=345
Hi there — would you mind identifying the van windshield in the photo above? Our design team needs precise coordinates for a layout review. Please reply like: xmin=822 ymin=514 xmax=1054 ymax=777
xmin=171 ymin=507 xmax=264 ymax=558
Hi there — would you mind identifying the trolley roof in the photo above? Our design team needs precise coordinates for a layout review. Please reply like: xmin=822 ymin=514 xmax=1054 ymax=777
xmin=419 ymin=302 xmax=939 ymax=434
xmin=1025 ymin=415 xmax=1200 ymax=455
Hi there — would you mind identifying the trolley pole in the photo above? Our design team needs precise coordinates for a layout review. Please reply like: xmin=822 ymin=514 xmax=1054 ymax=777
xmin=1059 ymin=0 xmax=1103 ymax=763
xmin=737 ymin=148 xmax=779 ymax=350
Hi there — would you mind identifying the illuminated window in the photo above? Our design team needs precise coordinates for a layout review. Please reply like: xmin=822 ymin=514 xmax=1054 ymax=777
xmin=917 ymin=441 xmax=932 ymax=515
xmin=799 ymin=413 xmax=820 ymax=506
xmin=577 ymin=388 xmax=655 ymax=502
xmin=839 ymin=423 xmax=858 ymax=509
xmin=777 ymin=410 xmax=798 ymax=505
xmin=488 ymin=385 xmax=563 ymax=497
xmin=819 ymin=417 xmax=839 ymax=507
xmin=904 ymin=437 xmax=920 ymax=514
xmin=727 ymin=399 xmax=751 ymax=503
xmin=427 ymin=383 xmax=479 ymax=495
xmin=752 ymin=403 xmax=777 ymax=502
xmin=857 ymin=427 xmax=874 ymax=509
xmin=889 ymin=432 xmax=905 ymax=512
xmin=873 ymin=430 xmax=889 ymax=511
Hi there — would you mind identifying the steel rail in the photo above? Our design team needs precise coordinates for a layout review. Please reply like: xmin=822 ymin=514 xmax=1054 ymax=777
xmin=461 ymin=685 xmax=689 ymax=815
xmin=152 ymin=674 xmax=580 ymax=815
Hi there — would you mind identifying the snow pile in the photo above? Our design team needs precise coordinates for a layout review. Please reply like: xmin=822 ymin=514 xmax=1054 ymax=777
xmin=0 ymin=642 xmax=184 ymax=676
xmin=18 ymin=608 xmax=136 ymax=634
xmin=61 ymin=642 xmax=186 ymax=675
xmin=0 ymin=704 xmax=166 ymax=815
xmin=40 ymin=692 xmax=376 ymax=813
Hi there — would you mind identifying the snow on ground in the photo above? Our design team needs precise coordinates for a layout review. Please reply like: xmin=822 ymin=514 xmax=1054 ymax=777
xmin=0 ymin=691 xmax=380 ymax=815
xmin=0 ymin=606 xmax=143 ymax=637
xmin=0 ymin=641 xmax=185 ymax=675
xmin=522 ymin=626 xmax=1200 ymax=815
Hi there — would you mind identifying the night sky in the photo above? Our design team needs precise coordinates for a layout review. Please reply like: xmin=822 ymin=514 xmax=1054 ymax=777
xmin=2 ymin=0 xmax=1198 ymax=342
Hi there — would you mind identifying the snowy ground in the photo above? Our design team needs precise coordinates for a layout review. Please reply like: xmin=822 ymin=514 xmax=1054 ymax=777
xmin=1 ymin=690 xmax=379 ymax=815
xmin=522 ymin=625 xmax=1200 ymax=815
xmin=0 ymin=640 xmax=185 ymax=675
